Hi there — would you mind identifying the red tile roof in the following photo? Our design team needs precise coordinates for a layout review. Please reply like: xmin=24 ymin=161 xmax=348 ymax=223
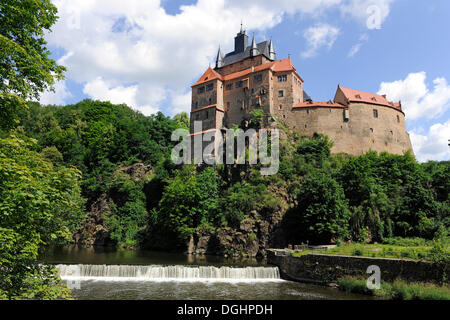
xmin=293 ymin=101 xmax=345 ymax=109
xmin=191 ymin=104 xmax=224 ymax=113
xmin=189 ymin=129 xmax=217 ymax=136
xmin=191 ymin=68 xmax=223 ymax=87
xmin=338 ymin=85 xmax=402 ymax=110
xmin=192 ymin=58 xmax=302 ymax=87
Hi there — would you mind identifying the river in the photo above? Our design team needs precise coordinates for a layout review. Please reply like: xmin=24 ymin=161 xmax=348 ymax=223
xmin=39 ymin=246 xmax=371 ymax=300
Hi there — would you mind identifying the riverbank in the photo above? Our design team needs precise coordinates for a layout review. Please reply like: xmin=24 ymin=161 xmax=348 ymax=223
xmin=338 ymin=277 xmax=450 ymax=300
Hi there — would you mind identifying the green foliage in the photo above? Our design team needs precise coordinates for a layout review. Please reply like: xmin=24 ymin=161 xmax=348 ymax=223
xmin=173 ymin=112 xmax=190 ymax=130
xmin=0 ymin=135 xmax=84 ymax=299
xmin=336 ymin=151 xmax=442 ymax=241
xmin=156 ymin=166 xmax=222 ymax=245
xmin=338 ymin=277 xmax=450 ymax=300
xmin=106 ymin=172 xmax=150 ymax=247
xmin=0 ymin=0 xmax=65 ymax=132
xmin=220 ymin=182 xmax=281 ymax=227
xmin=288 ymin=171 xmax=350 ymax=244
xmin=248 ymin=109 xmax=264 ymax=129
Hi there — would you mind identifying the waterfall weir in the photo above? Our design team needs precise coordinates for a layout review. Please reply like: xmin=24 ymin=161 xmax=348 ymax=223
xmin=56 ymin=264 xmax=282 ymax=282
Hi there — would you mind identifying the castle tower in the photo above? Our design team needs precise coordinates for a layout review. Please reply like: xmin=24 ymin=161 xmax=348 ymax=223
xmin=250 ymin=34 xmax=259 ymax=57
xmin=269 ymin=39 xmax=276 ymax=60
xmin=234 ymin=28 xmax=248 ymax=53
xmin=215 ymin=46 xmax=224 ymax=69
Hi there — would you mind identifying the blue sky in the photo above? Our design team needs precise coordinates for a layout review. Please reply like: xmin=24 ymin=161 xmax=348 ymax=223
xmin=42 ymin=0 xmax=449 ymax=162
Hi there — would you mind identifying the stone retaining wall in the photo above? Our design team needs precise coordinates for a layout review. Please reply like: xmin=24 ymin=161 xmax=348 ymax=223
xmin=267 ymin=250 xmax=447 ymax=285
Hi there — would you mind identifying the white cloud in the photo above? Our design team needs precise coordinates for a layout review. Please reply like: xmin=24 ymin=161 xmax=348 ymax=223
xmin=410 ymin=120 xmax=450 ymax=162
xmin=38 ymin=80 xmax=72 ymax=105
xmin=378 ymin=72 xmax=450 ymax=120
xmin=348 ymin=33 xmax=368 ymax=57
xmin=170 ymin=91 xmax=192 ymax=115
xmin=301 ymin=23 xmax=340 ymax=58
xmin=46 ymin=0 xmax=396 ymax=115
xmin=83 ymin=77 xmax=159 ymax=115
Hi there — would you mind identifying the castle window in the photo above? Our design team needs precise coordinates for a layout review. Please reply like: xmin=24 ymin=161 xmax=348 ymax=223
xmin=370 ymin=128 xmax=374 ymax=133
xmin=205 ymin=111 xmax=209 ymax=119
xmin=206 ymin=83 xmax=213 ymax=91
xmin=254 ymin=74 xmax=262 ymax=82
xmin=196 ymin=114 xmax=200 ymax=120
xmin=278 ymin=90 xmax=284 ymax=97
xmin=209 ymin=97 xmax=212 ymax=105
xmin=390 ymin=130 xmax=393 ymax=135
xmin=397 ymin=115 xmax=400 ymax=123
xmin=278 ymin=75 xmax=287 ymax=82
xmin=235 ymin=81 xmax=243 ymax=88
xmin=226 ymin=83 xmax=233 ymax=90
xmin=355 ymin=94 xmax=361 ymax=99
xmin=197 ymin=86 xmax=205 ymax=94
xmin=305 ymin=124 xmax=307 ymax=128
xmin=195 ymin=101 xmax=198 ymax=108
xmin=373 ymin=109 xmax=378 ymax=118
xmin=306 ymin=109 xmax=310 ymax=114
xmin=279 ymin=105 xmax=282 ymax=110
xmin=283 ymin=115 xmax=286 ymax=119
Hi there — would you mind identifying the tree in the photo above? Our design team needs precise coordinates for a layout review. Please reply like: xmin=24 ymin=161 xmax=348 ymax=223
xmin=173 ymin=112 xmax=190 ymax=130
xmin=0 ymin=0 xmax=65 ymax=132
xmin=0 ymin=135 xmax=84 ymax=299
xmin=290 ymin=171 xmax=351 ymax=244
xmin=156 ymin=167 xmax=221 ymax=245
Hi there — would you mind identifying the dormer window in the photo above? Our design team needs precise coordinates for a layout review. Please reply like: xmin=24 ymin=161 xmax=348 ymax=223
xmin=355 ymin=94 xmax=361 ymax=99
xmin=371 ymin=97 xmax=377 ymax=101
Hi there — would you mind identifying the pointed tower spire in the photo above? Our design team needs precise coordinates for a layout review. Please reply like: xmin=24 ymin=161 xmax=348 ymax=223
xmin=269 ymin=38 xmax=276 ymax=60
xmin=250 ymin=33 xmax=259 ymax=57
xmin=215 ymin=45 xmax=224 ymax=69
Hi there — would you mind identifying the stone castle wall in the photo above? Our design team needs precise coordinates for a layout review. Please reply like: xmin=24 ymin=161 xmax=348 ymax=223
xmin=282 ymin=103 xmax=412 ymax=156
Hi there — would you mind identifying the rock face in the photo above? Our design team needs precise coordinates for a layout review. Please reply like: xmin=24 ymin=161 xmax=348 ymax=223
xmin=74 ymin=193 xmax=112 ymax=247
xmin=192 ymin=207 xmax=285 ymax=258
xmin=74 ymin=162 xmax=152 ymax=247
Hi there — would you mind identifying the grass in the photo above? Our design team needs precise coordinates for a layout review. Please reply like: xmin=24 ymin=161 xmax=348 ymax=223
xmin=290 ymin=238 xmax=450 ymax=261
xmin=338 ymin=277 xmax=450 ymax=300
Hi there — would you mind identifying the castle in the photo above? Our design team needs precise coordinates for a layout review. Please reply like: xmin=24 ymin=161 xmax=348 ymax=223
xmin=189 ymin=28 xmax=413 ymax=156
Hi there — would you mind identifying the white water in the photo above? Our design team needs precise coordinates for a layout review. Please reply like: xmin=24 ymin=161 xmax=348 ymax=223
xmin=56 ymin=264 xmax=283 ymax=282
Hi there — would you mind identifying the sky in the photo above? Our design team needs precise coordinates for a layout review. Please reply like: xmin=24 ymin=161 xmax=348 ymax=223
xmin=40 ymin=0 xmax=450 ymax=162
